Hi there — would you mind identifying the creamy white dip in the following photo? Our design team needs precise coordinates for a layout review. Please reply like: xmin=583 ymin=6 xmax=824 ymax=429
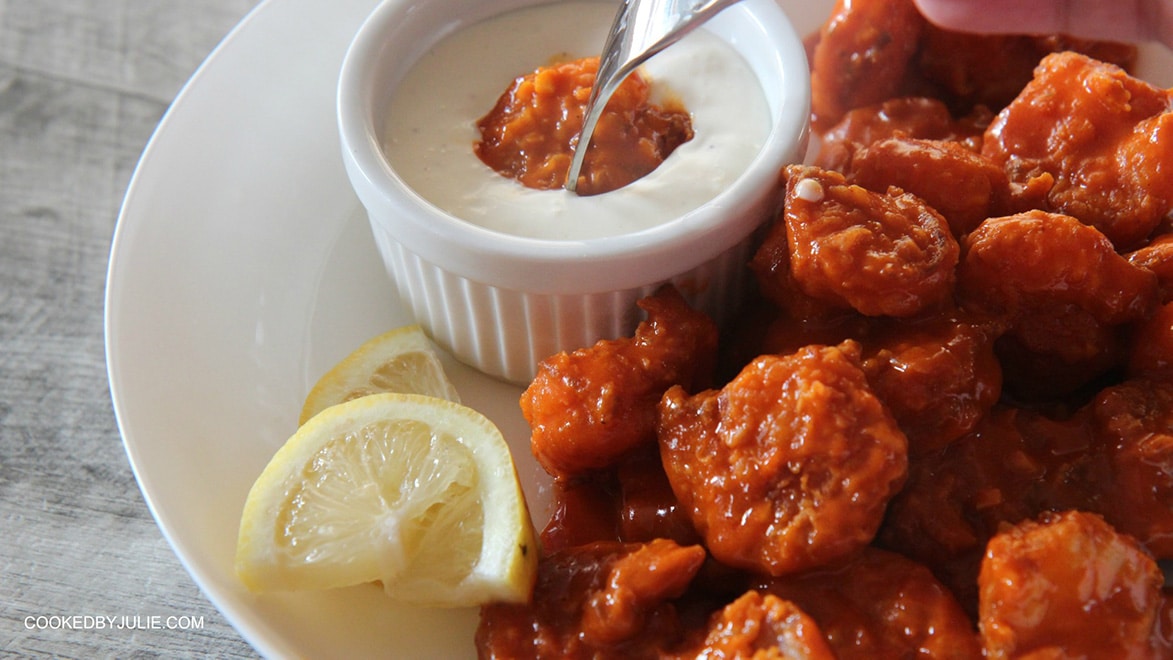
xmin=383 ymin=1 xmax=771 ymax=241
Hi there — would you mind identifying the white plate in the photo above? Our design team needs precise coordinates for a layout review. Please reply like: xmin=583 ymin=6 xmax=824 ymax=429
xmin=103 ymin=0 xmax=1172 ymax=656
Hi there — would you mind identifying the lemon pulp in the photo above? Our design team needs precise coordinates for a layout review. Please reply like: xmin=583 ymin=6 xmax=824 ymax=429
xmin=237 ymin=393 xmax=537 ymax=607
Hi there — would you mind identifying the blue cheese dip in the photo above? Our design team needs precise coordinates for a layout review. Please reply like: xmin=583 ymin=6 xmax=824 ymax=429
xmin=383 ymin=1 xmax=771 ymax=241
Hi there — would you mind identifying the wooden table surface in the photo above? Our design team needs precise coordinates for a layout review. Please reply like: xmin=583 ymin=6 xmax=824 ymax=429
xmin=2 ymin=1 xmax=263 ymax=656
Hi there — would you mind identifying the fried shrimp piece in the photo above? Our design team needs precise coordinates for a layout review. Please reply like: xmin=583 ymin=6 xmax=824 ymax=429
xmin=814 ymin=97 xmax=988 ymax=172
xmin=860 ymin=314 xmax=1002 ymax=455
xmin=476 ymin=539 xmax=707 ymax=659
xmin=982 ymin=52 xmax=1173 ymax=249
xmin=1128 ymin=302 xmax=1173 ymax=381
xmin=978 ymin=510 xmax=1168 ymax=659
xmin=579 ymin=539 xmax=708 ymax=647
xmin=669 ymin=591 xmax=836 ymax=660
xmin=1128 ymin=233 xmax=1173 ymax=304
xmin=772 ymin=164 xmax=959 ymax=318
xmin=810 ymin=0 xmax=925 ymax=131
xmin=657 ymin=341 xmax=908 ymax=576
xmin=994 ymin=303 xmax=1127 ymax=401
xmin=522 ymin=285 xmax=718 ymax=478
xmin=849 ymin=137 xmax=1011 ymax=237
xmin=1087 ymin=379 xmax=1173 ymax=557
xmin=960 ymin=211 xmax=1156 ymax=325
xmin=476 ymin=56 xmax=692 ymax=195
xmin=760 ymin=547 xmax=982 ymax=660
xmin=958 ymin=210 xmax=1157 ymax=398
xmin=747 ymin=218 xmax=848 ymax=321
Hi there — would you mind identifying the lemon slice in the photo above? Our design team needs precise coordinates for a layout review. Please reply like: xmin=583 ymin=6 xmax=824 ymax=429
xmin=299 ymin=325 xmax=460 ymax=426
xmin=236 ymin=393 xmax=538 ymax=606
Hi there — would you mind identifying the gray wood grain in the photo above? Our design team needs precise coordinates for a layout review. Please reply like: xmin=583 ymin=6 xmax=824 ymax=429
xmin=1 ymin=1 xmax=263 ymax=656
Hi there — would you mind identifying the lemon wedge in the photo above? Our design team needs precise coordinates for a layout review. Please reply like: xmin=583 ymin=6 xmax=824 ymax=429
xmin=236 ymin=392 xmax=538 ymax=606
xmin=299 ymin=325 xmax=460 ymax=426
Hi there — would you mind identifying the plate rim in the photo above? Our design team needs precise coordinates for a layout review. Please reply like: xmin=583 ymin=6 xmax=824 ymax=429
xmin=103 ymin=0 xmax=370 ymax=656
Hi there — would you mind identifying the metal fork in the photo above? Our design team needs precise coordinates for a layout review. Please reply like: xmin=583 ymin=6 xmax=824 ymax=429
xmin=564 ymin=0 xmax=743 ymax=193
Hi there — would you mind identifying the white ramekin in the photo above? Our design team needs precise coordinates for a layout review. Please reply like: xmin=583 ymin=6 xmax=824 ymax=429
xmin=338 ymin=0 xmax=810 ymax=384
